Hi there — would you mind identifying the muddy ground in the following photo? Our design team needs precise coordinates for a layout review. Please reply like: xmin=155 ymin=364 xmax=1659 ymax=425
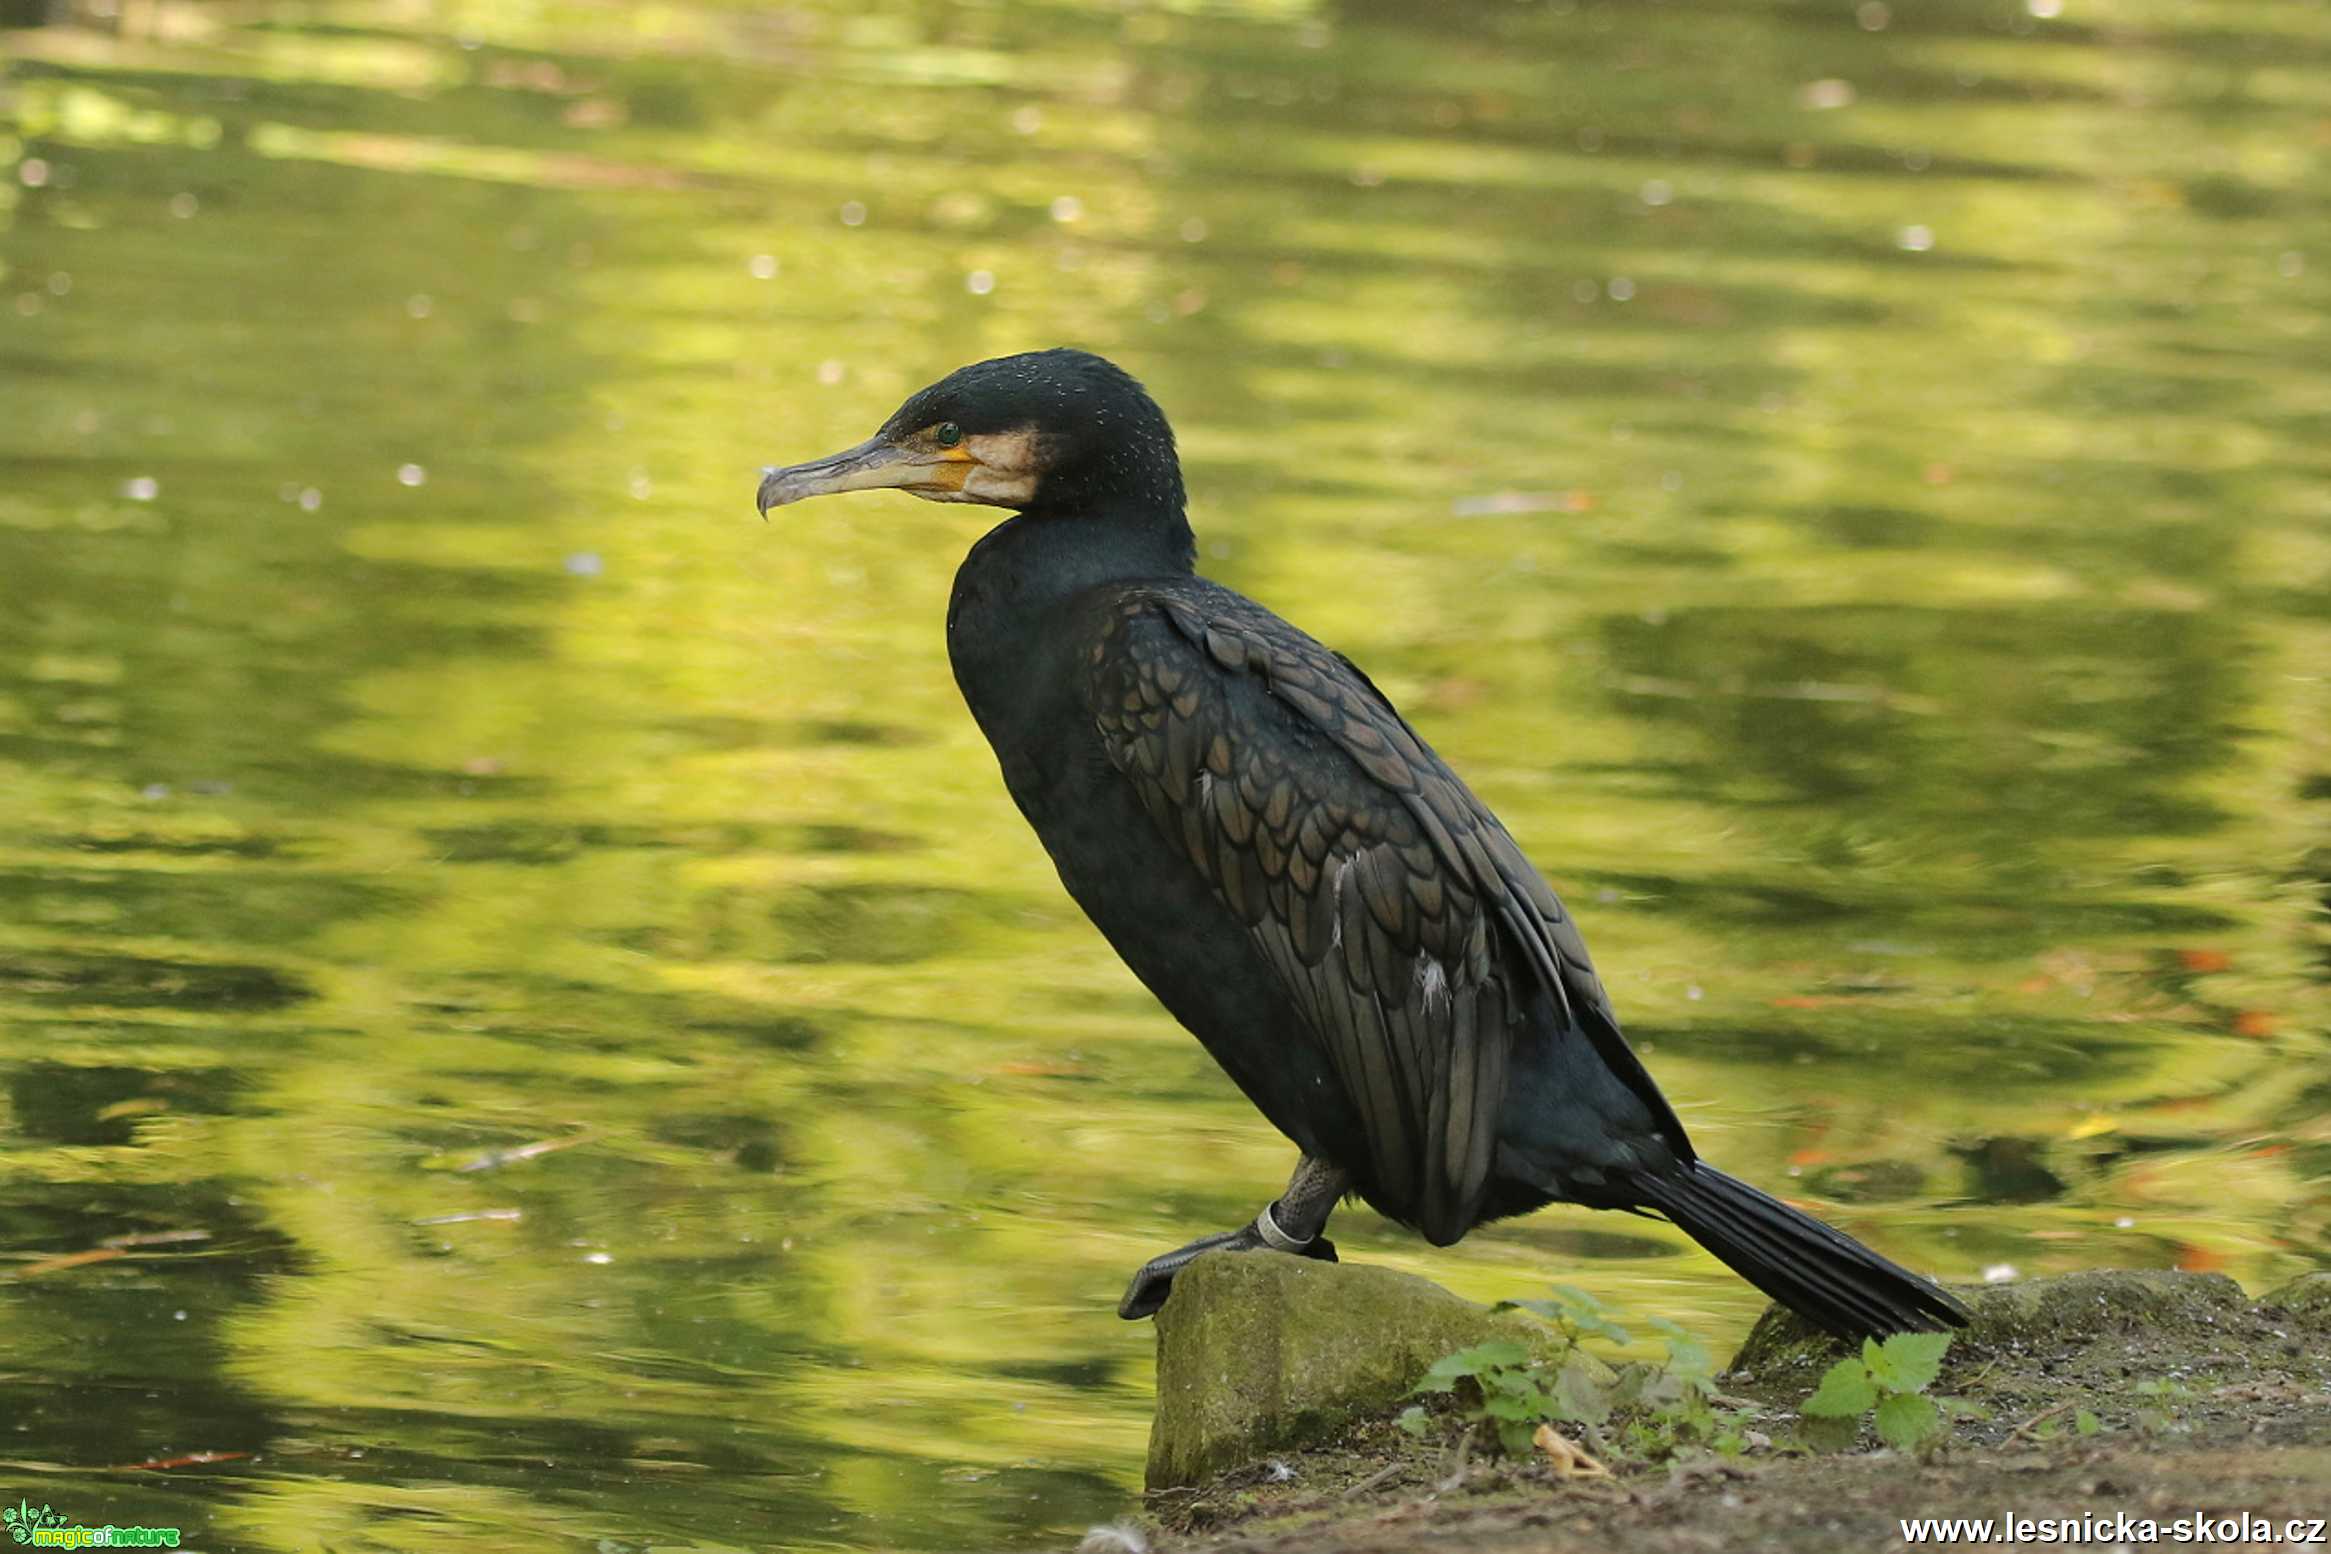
xmin=1132 ymin=1271 xmax=2331 ymax=1553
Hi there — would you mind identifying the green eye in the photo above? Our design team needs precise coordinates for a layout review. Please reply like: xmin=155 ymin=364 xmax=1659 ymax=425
xmin=933 ymin=422 xmax=963 ymax=448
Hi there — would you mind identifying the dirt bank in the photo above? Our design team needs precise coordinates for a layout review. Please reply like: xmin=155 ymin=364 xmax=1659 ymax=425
xmin=1136 ymin=1271 xmax=2331 ymax=1553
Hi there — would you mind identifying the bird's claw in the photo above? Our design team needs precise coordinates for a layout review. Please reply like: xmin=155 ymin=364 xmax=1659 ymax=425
xmin=1116 ymin=1227 xmax=1338 ymax=1320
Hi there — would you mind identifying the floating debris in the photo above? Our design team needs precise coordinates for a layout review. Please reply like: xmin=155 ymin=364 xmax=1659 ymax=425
xmin=446 ymin=1131 xmax=594 ymax=1173
xmin=98 ymin=1229 xmax=213 ymax=1250
xmin=8 ymin=1247 xmax=128 ymax=1280
xmin=108 ymin=1450 xmax=251 ymax=1472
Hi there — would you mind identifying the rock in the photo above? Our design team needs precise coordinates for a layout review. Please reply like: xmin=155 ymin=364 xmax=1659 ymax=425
xmin=1731 ymin=1269 xmax=2251 ymax=1383
xmin=1145 ymin=1250 xmax=1600 ymax=1490
xmin=2262 ymin=1271 xmax=2331 ymax=1329
xmin=1960 ymin=1268 xmax=2248 ymax=1346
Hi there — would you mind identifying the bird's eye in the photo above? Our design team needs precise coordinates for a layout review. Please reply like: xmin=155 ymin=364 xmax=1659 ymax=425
xmin=933 ymin=422 xmax=963 ymax=448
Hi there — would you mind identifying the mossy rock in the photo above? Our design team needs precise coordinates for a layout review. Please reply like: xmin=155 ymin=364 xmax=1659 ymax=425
xmin=1730 ymin=1269 xmax=2251 ymax=1385
xmin=2262 ymin=1271 xmax=2331 ymax=1330
xmin=1145 ymin=1250 xmax=1604 ymax=1490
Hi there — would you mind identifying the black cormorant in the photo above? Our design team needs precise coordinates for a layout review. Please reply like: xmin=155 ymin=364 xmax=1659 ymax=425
xmin=756 ymin=348 xmax=1967 ymax=1339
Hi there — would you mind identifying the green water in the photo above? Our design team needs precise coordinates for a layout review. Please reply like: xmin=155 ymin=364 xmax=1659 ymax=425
xmin=2 ymin=0 xmax=2326 ymax=1547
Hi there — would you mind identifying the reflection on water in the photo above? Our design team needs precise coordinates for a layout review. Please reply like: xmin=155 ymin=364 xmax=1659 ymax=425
xmin=2 ymin=0 xmax=2326 ymax=1547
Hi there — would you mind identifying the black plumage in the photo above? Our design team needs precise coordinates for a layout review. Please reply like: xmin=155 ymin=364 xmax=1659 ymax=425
xmin=756 ymin=348 xmax=1966 ymax=1340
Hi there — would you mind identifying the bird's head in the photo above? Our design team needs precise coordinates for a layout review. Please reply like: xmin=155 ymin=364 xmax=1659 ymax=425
xmin=755 ymin=348 xmax=1187 ymax=525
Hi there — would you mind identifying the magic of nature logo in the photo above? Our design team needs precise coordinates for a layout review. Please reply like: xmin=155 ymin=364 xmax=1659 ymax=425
xmin=3 ymin=1500 xmax=181 ymax=1548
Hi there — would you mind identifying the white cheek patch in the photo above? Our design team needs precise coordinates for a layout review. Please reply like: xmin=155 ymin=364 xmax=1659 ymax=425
xmin=959 ymin=428 xmax=1042 ymax=505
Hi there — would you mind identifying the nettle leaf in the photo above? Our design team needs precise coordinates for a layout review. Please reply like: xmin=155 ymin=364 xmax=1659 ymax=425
xmin=1637 ymin=1369 xmax=1687 ymax=1410
xmin=1395 ymin=1405 xmax=1431 ymax=1438
xmin=1670 ymin=1340 xmax=1714 ymax=1385
xmin=1874 ymin=1391 xmax=1944 ymax=1452
xmin=1418 ymin=1340 xmax=1525 ymax=1390
xmin=1554 ymin=1357 xmax=1613 ymax=1428
xmin=1543 ymin=1284 xmax=1632 ymax=1345
xmin=1801 ymin=1357 xmax=1879 ymax=1419
xmin=1484 ymin=1390 xmax=1542 ymax=1421
xmin=1872 ymin=1332 xmax=1952 ymax=1395
xmin=1483 ymin=1371 xmax=1546 ymax=1410
xmin=2075 ymin=1409 xmax=2101 ymax=1437
xmin=1612 ymin=1361 xmax=1668 ymax=1412
xmin=1458 ymin=1340 xmax=1531 ymax=1371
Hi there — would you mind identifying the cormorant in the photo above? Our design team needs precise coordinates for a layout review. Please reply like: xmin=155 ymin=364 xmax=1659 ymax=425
xmin=756 ymin=349 xmax=1967 ymax=1339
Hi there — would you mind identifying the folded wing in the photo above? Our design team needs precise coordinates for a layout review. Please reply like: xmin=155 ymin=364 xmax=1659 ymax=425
xmin=1081 ymin=585 xmax=1686 ymax=1242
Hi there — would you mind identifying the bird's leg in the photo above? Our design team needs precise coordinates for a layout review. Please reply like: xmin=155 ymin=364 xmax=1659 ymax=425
xmin=1117 ymin=1155 xmax=1350 ymax=1319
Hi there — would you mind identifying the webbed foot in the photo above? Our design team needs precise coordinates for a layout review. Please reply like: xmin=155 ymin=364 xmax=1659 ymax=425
xmin=1116 ymin=1213 xmax=1337 ymax=1319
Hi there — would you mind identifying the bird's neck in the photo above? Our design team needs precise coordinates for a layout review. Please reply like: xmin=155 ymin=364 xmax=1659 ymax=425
xmin=946 ymin=506 xmax=1195 ymax=738
xmin=956 ymin=505 xmax=1195 ymax=611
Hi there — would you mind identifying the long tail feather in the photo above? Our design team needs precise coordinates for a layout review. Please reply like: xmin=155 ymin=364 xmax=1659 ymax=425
xmin=1628 ymin=1163 xmax=1967 ymax=1340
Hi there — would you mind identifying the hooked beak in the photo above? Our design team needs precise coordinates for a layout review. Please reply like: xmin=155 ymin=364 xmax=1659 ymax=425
xmin=755 ymin=435 xmax=969 ymax=517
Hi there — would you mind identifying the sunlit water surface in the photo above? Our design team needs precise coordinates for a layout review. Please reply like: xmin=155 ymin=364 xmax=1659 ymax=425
xmin=3 ymin=0 xmax=2327 ymax=1548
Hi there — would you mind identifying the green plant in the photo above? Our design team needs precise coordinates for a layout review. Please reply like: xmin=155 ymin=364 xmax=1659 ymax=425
xmin=1797 ymin=1331 xmax=1976 ymax=1451
xmin=1498 ymin=1282 xmax=1634 ymax=1347
xmin=2131 ymin=1375 xmax=2195 ymax=1435
xmin=1398 ymin=1338 xmax=1588 ymax=1454
xmin=1397 ymin=1287 xmax=1750 ymax=1463
xmin=1614 ymin=1316 xmax=1738 ymax=1457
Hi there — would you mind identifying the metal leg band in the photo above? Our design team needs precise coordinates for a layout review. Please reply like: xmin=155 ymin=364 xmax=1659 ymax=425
xmin=1252 ymin=1201 xmax=1313 ymax=1252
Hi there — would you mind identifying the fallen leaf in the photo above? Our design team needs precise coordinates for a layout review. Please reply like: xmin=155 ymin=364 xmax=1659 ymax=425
xmin=2177 ymin=949 xmax=2232 ymax=974
xmin=110 ymin=1450 xmax=251 ymax=1472
xmin=99 ymin=1229 xmax=212 ymax=1250
xmin=8 ymin=1247 xmax=127 ymax=1280
xmin=2231 ymin=1010 xmax=2277 ymax=1039
xmin=1531 ymin=1423 xmax=1609 ymax=1478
